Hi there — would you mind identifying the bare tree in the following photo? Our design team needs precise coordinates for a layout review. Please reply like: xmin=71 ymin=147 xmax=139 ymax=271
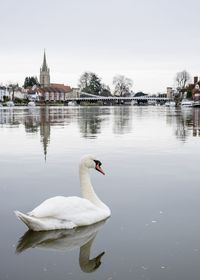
xmin=113 ymin=75 xmax=133 ymax=96
xmin=175 ymin=70 xmax=190 ymax=90
xmin=174 ymin=70 xmax=190 ymax=107
xmin=78 ymin=72 xmax=91 ymax=91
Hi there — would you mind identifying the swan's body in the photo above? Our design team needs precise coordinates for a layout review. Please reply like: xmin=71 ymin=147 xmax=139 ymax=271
xmin=15 ymin=155 xmax=111 ymax=231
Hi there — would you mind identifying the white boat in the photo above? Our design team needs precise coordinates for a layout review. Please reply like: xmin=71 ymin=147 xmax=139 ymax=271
xmin=181 ymin=99 xmax=194 ymax=107
xmin=68 ymin=101 xmax=77 ymax=106
xmin=165 ymin=101 xmax=176 ymax=107
xmin=148 ymin=100 xmax=156 ymax=106
xmin=193 ymin=101 xmax=200 ymax=107
xmin=193 ymin=93 xmax=200 ymax=107
xmin=131 ymin=100 xmax=138 ymax=106
xmin=28 ymin=101 xmax=36 ymax=107
xmin=6 ymin=101 xmax=15 ymax=107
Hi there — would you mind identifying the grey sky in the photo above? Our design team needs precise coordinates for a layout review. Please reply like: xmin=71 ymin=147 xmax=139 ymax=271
xmin=0 ymin=0 xmax=199 ymax=93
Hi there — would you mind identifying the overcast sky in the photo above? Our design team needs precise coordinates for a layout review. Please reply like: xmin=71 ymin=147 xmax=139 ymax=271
xmin=0 ymin=0 xmax=199 ymax=93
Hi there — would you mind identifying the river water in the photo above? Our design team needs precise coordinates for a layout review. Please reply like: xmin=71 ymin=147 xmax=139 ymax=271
xmin=1 ymin=105 xmax=200 ymax=280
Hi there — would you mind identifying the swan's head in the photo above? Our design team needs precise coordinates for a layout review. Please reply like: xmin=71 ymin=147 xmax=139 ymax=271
xmin=80 ymin=154 xmax=105 ymax=175
xmin=80 ymin=251 xmax=105 ymax=273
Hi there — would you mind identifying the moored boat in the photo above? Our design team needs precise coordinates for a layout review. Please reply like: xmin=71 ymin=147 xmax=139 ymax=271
xmin=165 ymin=101 xmax=176 ymax=107
xmin=68 ymin=101 xmax=77 ymax=106
xmin=28 ymin=101 xmax=36 ymax=107
xmin=193 ymin=101 xmax=200 ymax=107
xmin=181 ymin=99 xmax=194 ymax=107
xmin=193 ymin=93 xmax=200 ymax=107
xmin=6 ymin=101 xmax=15 ymax=107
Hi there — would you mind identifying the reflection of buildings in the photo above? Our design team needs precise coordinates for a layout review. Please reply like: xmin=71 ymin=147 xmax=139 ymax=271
xmin=166 ymin=107 xmax=200 ymax=141
xmin=192 ymin=109 xmax=200 ymax=137
xmin=40 ymin=107 xmax=51 ymax=160
xmin=166 ymin=108 xmax=191 ymax=141
xmin=175 ymin=112 xmax=190 ymax=141
xmin=0 ymin=108 xmax=21 ymax=126
xmin=0 ymin=107 xmax=78 ymax=160
xmin=39 ymin=107 xmax=79 ymax=159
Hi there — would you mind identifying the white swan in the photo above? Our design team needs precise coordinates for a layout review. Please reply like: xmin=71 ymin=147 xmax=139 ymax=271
xmin=15 ymin=155 xmax=111 ymax=231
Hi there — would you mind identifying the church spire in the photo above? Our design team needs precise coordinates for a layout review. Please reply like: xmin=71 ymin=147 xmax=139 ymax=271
xmin=40 ymin=49 xmax=50 ymax=87
xmin=42 ymin=49 xmax=48 ymax=71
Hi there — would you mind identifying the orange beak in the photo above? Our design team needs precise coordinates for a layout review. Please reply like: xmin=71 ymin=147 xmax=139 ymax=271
xmin=96 ymin=164 xmax=105 ymax=175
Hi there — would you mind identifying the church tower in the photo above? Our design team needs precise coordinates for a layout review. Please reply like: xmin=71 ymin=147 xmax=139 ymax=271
xmin=40 ymin=50 xmax=50 ymax=87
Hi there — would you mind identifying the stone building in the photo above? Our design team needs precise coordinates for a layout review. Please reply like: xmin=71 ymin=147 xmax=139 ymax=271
xmin=166 ymin=87 xmax=174 ymax=99
xmin=38 ymin=84 xmax=78 ymax=102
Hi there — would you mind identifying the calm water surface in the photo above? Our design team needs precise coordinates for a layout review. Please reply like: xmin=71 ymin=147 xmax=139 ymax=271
xmin=1 ymin=106 xmax=200 ymax=280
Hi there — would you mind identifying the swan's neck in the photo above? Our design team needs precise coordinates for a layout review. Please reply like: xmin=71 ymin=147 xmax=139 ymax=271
xmin=79 ymin=236 xmax=95 ymax=272
xmin=79 ymin=166 xmax=107 ymax=209
xmin=79 ymin=236 xmax=104 ymax=273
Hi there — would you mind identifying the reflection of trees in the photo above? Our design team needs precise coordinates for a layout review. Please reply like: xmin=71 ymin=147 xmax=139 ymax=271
xmin=113 ymin=106 xmax=132 ymax=134
xmin=78 ymin=107 xmax=109 ymax=138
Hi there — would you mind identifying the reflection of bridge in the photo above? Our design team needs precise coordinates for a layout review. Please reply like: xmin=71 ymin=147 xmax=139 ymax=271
xmin=64 ymin=95 xmax=170 ymax=104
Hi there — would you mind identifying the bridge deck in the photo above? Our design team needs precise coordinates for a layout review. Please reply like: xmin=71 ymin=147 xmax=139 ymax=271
xmin=65 ymin=96 xmax=170 ymax=102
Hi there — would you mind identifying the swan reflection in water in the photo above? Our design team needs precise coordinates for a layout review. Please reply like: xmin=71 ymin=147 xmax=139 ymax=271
xmin=16 ymin=220 xmax=107 ymax=273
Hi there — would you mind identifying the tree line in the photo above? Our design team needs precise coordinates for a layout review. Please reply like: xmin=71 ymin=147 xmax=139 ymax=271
xmin=23 ymin=76 xmax=40 ymax=88
xmin=79 ymin=72 xmax=133 ymax=96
